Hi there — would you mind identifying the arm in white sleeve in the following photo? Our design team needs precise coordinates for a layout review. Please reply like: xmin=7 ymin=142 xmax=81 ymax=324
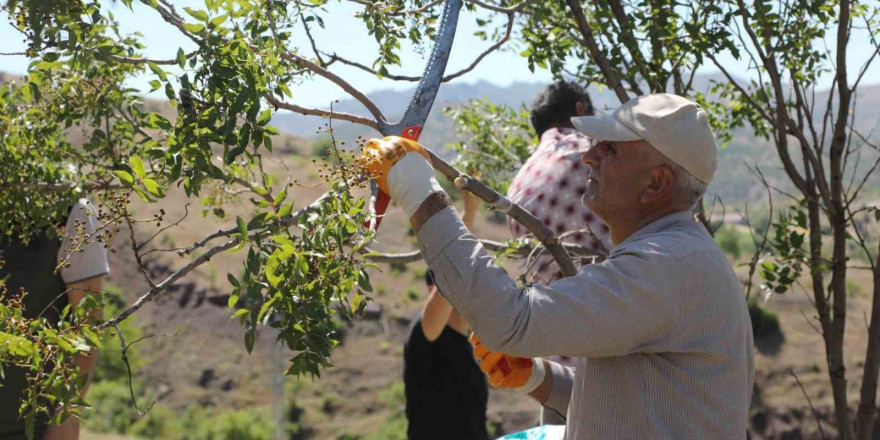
xmin=417 ymin=207 xmax=681 ymax=359
xmin=58 ymin=198 xmax=110 ymax=284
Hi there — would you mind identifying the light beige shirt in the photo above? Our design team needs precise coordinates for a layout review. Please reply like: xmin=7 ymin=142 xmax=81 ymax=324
xmin=417 ymin=208 xmax=754 ymax=440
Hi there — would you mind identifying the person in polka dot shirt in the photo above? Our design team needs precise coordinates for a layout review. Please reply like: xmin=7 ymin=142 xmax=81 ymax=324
xmin=506 ymin=80 xmax=612 ymax=285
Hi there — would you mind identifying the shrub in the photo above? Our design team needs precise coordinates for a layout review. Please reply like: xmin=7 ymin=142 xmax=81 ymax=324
xmin=748 ymin=300 xmax=781 ymax=339
xmin=180 ymin=407 xmax=274 ymax=440
xmin=405 ymin=288 xmax=420 ymax=301
xmin=128 ymin=404 xmax=178 ymax=439
xmin=714 ymin=224 xmax=755 ymax=260
xmin=83 ymin=380 xmax=138 ymax=434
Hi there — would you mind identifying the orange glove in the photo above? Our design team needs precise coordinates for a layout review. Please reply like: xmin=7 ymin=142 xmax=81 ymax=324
xmin=359 ymin=136 xmax=441 ymax=219
xmin=469 ymin=332 xmax=545 ymax=392
xmin=360 ymin=136 xmax=432 ymax=196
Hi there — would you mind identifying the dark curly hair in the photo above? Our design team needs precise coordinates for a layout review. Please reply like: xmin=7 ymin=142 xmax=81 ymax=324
xmin=529 ymin=80 xmax=594 ymax=135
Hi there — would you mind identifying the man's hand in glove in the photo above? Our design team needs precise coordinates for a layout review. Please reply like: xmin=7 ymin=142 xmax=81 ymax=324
xmin=360 ymin=136 xmax=444 ymax=219
xmin=469 ymin=332 xmax=546 ymax=393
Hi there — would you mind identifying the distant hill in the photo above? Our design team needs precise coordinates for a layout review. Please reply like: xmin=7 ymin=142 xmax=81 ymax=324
xmin=3 ymin=70 xmax=876 ymax=206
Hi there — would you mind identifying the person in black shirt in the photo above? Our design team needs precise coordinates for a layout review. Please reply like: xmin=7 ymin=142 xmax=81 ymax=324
xmin=403 ymin=191 xmax=488 ymax=440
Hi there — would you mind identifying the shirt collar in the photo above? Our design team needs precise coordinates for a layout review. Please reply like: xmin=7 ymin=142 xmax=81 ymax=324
xmin=539 ymin=126 xmax=578 ymax=144
xmin=612 ymin=210 xmax=695 ymax=250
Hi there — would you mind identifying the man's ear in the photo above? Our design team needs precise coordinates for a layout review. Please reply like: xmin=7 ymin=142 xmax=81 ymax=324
xmin=575 ymin=101 xmax=585 ymax=117
xmin=640 ymin=166 xmax=675 ymax=204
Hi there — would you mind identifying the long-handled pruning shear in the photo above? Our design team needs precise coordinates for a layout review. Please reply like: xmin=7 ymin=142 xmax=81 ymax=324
xmin=362 ymin=0 xmax=523 ymax=377
xmin=367 ymin=0 xmax=463 ymax=230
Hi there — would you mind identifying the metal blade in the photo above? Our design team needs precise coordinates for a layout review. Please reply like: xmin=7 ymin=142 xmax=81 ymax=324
xmin=378 ymin=0 xmax=463 ymax=137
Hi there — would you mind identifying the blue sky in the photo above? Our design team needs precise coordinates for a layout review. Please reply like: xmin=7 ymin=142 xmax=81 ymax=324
xmin=1 ymin=1 xmax=877 ymax=108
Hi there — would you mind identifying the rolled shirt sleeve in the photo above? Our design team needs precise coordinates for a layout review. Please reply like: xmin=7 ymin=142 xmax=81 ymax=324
xmin=57 ymin=198 xmax=110 ymax=284
xmin=543 ymin=360 xmax=574 ymax=421
xmin=416 ymin=207 xmax=680 ymax=359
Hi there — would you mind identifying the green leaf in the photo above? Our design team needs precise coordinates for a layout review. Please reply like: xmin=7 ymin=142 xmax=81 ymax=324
xmin=270 ymin=235 xmax=295 ymax=248
xmin=258 ymin=296 xmax=278 ymax=321
xmin=278 ymin=203 xmax=293 ymax=218
xmin=237 ymin=216 xmax=248 ymax=236
xmin=184 ymin=23 xmax=206 ymax=33
xmin=228 ymin=293 xmax=239 ymax=309
xmin=183 ymin=7 xmax=208 ymax=21
xmin=357 ymin=270 xmax=372 ymax=292
xmin=227 ymin=240 xmax=247 ymax=253
xmin=274 ymin=188 xmax=287 ymax=206
xmin=227 ymin=273 xmax=240 ymax=287
xmin=113 ymin=170 xmax=134 ymax=186
xmin=256 ymin=108 xmax=272 ymax=126
xmin=177 ymin=48 xmax=186 ymax=69
xmin=129 ymin=156 xmax=146 ymax=179
xmin=266 ymin=254 xmax=282 ymax=287
xmin=132 ymin=187 xmax=152 ymax=202
xmin=0 ymin=332 xmax=36 ymax=356
xmin=81 ymin=327 xmax=102 ymax=348
xmin=245 ymin=329 xmax=255 ymax=354
xmin=230 ymin=308 xmax=249 ymax=320
xmin=210 ymin=14 xmax=229 ymax=27
xmin=147 ymin=62 xmax=167 ymax=81
xmin=142 ymin=178 xmax=161 ymax=196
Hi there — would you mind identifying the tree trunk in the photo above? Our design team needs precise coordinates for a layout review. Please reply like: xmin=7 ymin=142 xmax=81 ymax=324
xmin=857 ymin=239 xmax=880 ymax=439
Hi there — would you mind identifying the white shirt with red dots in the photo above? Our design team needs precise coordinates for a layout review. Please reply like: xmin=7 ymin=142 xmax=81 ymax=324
xmin=506 ymin=127 xmax=612 ymax=284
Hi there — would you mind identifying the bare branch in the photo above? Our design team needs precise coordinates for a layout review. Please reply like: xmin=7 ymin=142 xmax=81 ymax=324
xmin=124 ymin=214 xmax=157 ymax=290
xmin=137 ymin=204 xmax=190 ymax=252
xmin=564 ymin=0 xmax=630 ymax=103
xmin=114 ymin=323 xmax=157 ymax=416
xmin=789 ymin=368 xmax=828 ymax=440
xmin=300 ymin=15 xmax=326 ymax=67
xmin=108 ymin=51 xmax=196 ymax=65
xmin=325 ymin=11 xmax=514 ymax=84
xmin=265 ymin=93 xmax=379 ymax=129
xmin=743 ymin=165 xmax=773 ymax=303
xmin=854 ymin=13 xmax=880 ymax=90
xmin=363 ymin=238 xmax=598 ymax=264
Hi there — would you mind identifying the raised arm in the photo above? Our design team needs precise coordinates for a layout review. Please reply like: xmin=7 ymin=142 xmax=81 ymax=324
xmin=418 ymin=187 xmax=478 ymax=342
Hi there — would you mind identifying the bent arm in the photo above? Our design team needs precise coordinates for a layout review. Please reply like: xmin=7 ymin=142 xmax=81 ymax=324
xmin=420 ymin=288 xmax=453 ymax=342
xmin=65 ymin=275 xmax=104 ymax=384
xmin=416 ymin=207 xmax=679 ymax=359
xmin=419 ymin=188 xmax=479 ymax=342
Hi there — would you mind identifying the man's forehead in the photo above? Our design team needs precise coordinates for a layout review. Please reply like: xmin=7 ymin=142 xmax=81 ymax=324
xmin=590 ymin=139 xmax=649 ymax=148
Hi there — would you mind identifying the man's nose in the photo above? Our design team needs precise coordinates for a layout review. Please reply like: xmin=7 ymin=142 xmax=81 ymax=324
xmin=582 ymin=150 xmax=599 ymax=167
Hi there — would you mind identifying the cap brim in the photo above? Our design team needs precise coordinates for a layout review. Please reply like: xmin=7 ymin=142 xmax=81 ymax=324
xmin=571 ymin=115 xmax=642 ymax=142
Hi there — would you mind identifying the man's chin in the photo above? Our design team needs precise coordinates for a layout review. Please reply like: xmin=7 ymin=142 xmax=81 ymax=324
xmin=583 ymin=195 xmax=603 ymax=216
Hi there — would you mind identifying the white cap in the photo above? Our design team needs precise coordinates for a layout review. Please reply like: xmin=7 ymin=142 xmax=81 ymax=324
xmin=571 ymin=93 xmax=717 ymax=184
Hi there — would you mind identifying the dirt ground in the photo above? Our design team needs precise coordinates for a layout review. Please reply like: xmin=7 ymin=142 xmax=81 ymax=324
xmin=95 ymin=140 xmax=879 ymax=440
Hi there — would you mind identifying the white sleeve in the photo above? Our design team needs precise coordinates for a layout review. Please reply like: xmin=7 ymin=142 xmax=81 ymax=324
xmin=58 ymin=198 xmax=110 ymax=284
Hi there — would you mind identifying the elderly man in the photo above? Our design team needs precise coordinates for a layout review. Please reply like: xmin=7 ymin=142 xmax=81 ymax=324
xmin=362 ymin=93 xmax=754 ymax=439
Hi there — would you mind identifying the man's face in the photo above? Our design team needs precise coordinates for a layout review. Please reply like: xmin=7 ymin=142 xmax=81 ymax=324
xmin=581 ymin=139 xmax=659 ymax=223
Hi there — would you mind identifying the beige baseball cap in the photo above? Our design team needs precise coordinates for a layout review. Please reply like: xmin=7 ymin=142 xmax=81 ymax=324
xmin=571 ymin=93 xmax=717 ymax=184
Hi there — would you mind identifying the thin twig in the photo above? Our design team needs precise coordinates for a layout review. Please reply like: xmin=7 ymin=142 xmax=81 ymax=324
xmin=788 ymin=368 xmax=827 ymax=440
xmin=325 ymin=11 xmax=514 ymax=84
xmin=137 ymin=204 xmax=190 ymax=252
xmin=265 ymin=93 xmax=379 ymax=129
xmin=115 ymin=323 xmax=157 ymax=416
xmin=125 ymin=214 xmax=157 ymax=289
